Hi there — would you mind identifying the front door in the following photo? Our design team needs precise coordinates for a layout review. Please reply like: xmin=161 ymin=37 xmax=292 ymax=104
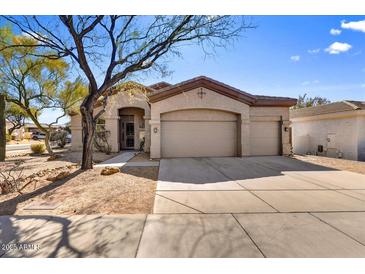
xmin=120 ymin=115 xmax=135 ymax=150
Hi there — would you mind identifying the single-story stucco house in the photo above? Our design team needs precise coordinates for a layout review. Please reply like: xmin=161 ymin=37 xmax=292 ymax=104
xmin=290 ymin=100 xmax=365 ymax=161
xmin=70 ymin=76 xmax=297 ymax=158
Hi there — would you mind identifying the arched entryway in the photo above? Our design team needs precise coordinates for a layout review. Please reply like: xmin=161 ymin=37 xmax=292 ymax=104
xmin=118 ymin=107 xmax=145 ymax=151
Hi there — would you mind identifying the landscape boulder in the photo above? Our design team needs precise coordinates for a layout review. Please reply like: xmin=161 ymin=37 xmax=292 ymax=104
xmin=47 ymin=154 xmax=62 ymax=161
xmin=100 ymin=167 xmax=120 ymax=175
xmin=47 ymin=171 xmax=70 ymax=182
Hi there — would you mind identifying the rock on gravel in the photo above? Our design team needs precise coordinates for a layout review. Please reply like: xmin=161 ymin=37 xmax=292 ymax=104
xmin=46 ymin=171 xmax=71 ymax=182
xmin=100 ymin=167 xmax=120 ymax=175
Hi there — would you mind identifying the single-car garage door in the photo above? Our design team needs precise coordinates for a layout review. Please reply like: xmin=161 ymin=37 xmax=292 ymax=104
xmin=250 ymin=121 xmax=281 ymax=156
xmin=161 ymin=109 xmax=238 ymax=158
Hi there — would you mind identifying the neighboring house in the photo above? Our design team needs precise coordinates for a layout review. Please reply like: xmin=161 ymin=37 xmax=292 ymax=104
xmin=70 ymin=76 xmax=297 ymax=158
xmin=5 ymin=120 xmax=25 ymax=140
xmin=24 ymin=123 xmax=61 ymax=134
xmin=290 ymin=101 xmax=365 ymax=161
xmin=5 ymin=122 xmax=62 ymax=141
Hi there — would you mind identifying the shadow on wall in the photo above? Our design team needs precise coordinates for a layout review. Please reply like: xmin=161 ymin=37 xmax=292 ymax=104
xmin=358 ymin=141 xmax=365 ymax=161
xmin=158 ymin=156 xmax=337 ymax=184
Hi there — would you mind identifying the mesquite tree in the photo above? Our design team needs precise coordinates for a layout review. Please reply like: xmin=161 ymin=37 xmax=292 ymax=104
xmin=0 ymin=27 xmax=87 ymax=155
xmin=1 ymin=16 xmax=253 ymax=169
xmin=293 ymin=93 xmax=331 ymax=109
xmin=5 ymin=103 xmax=28 ymax=135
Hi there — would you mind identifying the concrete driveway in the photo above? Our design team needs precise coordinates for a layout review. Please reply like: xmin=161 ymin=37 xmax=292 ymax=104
xmin=154 ymin=156 xmax=365 ymax=214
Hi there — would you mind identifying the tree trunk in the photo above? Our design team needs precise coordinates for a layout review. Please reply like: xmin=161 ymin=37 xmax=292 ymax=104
xmin=44 ymin=132 xmax=54 ymax=156
xmin=22 ymin=107 xmax=54 ymax=155
xmin=80 ymin=98 xmax=95 ymax=170
xmin=0 ymin=95 xmax=6 ymax=161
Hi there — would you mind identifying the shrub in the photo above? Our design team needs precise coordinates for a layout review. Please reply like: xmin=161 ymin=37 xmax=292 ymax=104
xmin=23 ymin=132 xmax=32 ymax=140
xmin=94 ymin=129 xmax=111 ymax=154
xmin=0 ymin=160 xmax=24 ymax=194
xmin=139 ymin=137 xmax=145 ymax=151
xmin=5 ymin=133 xmax=11 ymax=142
xmin=31 ymin=143 xmax=45 ymax=154
xmin=50 ymin=130 xmax=67 ymax=148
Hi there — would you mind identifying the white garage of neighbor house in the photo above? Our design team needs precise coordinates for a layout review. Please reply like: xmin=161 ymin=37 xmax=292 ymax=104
xmin=70 ymin=76 xmax=297 ymax=158
xmin=290 ymin=101 xmax=365 ymax=161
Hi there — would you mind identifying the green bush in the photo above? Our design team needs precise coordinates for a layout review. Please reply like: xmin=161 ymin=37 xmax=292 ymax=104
xmin=6 ymin=133 xmax=11 ymax=142
xmin=31 ymin=143 xmax=45 ymax=154
xmin=50 ymin=130 xmax=67 ymax=148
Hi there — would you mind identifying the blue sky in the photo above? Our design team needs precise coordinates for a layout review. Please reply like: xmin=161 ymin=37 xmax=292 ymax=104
xmin=5 ymin=16 xmax=365 ymax=124
xmin=142 ymin=16 xmax=365 ymax=101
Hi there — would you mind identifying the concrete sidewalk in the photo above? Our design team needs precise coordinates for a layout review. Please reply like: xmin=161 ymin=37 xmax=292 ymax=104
xmin=94 ymin=151 xmax=135 ymax=167
xmin=1 ymin=212 xmax=365 ymax=258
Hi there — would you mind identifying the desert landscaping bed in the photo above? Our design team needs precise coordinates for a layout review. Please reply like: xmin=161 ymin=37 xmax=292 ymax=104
xmin=293 ymin=155 xmax=365 ymax=175
xmin=0 ymin=151 xmax=158 ymax=215
xmin=128 ymin=152 xmax=158 ymax=162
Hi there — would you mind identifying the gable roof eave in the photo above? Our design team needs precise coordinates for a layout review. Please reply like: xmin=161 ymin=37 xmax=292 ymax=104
xmin=290 ymin=100 xmax=365 ymax=119
xmin=148 ymin=76 xmax=297 ymax=107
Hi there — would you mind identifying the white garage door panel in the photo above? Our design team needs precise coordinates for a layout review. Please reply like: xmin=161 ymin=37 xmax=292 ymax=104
xmin=161 ymin=121 xmax=237 ymax=158
xmin=250 ymin=121 xmax=280 ymax=156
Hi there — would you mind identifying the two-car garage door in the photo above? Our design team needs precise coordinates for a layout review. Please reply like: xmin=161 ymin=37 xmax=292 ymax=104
xmin=160 ymin=109 xmax=281 ymax=158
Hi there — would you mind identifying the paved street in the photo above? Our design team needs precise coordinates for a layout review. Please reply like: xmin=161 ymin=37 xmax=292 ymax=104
xmin=6 ymin=144 xmax=31 ymax=152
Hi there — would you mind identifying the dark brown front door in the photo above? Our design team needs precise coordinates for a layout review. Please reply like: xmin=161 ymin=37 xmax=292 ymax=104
xmin=120 ymin=115 xmax=135 ymax=150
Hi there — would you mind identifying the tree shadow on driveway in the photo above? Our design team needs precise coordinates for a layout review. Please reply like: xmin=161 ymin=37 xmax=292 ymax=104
xmin=158 ymin=156 xmax=337 ymax=184
xmin=0 ymin=214 xmax=146 ymax=258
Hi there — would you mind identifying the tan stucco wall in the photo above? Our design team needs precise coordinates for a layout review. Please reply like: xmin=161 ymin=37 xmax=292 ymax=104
xmin=357 ymin=116 xmax=365 ymax=161
xmin=70 ymin=91 xmax=151 ymax=152
xmin=291 ymin=113 xmax=362 ymax=160
xmin=150 ymin=87 xmax=250 ymax=158
xmin=70 ymin=114 xmax=83 ymax=151
xmin=70 ymin=86 xmax=292 ymax=158
xmin=149 ymin=87 xmax=290 ymax=158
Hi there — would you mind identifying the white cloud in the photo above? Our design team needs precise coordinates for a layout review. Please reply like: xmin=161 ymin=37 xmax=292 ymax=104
xmin=330 ymin=28 xmax=342 ymax=35
xmin=290 ymin=55 xmax=300 ymax=62
xmin=341 ymin=20 xmax=365 ymax=33
xmin=325 ymin=42 xmax=352 ymax=54
xmin=308 ymin=48 xmax=321 ymax=54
